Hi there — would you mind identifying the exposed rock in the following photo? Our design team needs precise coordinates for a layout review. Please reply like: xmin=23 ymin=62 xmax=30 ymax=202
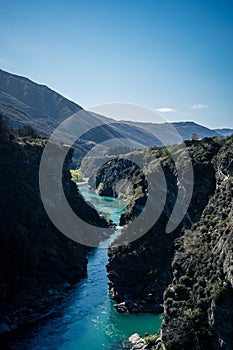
xmin=114 ymin=302 xmax=128 ymax=313
xmin=128 ymin=333 xmax=149 ymax=350
xmin=129 ymin=333 xmax=142 ymax=343
xmin=89 ymin=157 xmax=146 ymax=201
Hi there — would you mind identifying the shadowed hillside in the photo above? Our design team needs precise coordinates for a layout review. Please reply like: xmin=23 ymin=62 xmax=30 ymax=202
xmin=0 ymin=116 xmax=109 ymax=335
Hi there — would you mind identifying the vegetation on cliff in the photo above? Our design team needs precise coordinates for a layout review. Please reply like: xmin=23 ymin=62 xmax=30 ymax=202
xmin=103 ymin=135 xmax=232 ymax=348
xmin=161 ymin=136 xmax=233 ymax=350
xmin=107 ymin=138 xmax=220 ymax=313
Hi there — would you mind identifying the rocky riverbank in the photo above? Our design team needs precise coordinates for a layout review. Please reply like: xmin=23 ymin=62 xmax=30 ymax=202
xmin=127 ymin=333 xmax=149 ymax=350
xmin=121 ymin=333 xmax=163 ymax=350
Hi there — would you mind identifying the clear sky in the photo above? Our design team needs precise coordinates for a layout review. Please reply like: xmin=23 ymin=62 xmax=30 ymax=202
xmin=0 ymin=0 xmax=233 ymax=128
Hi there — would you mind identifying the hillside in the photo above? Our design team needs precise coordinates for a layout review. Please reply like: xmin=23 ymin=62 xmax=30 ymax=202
xmin=0 ymin=69 xmax=232 ymax=149
xmin=0 ymin=69 xmax=161 ymax=148
xmin=125 ymin=120 xmax=233 ymax=144
xmin=0 ymin=69 xmax=82 ymax=133
xmin=0 ymin=119 xmax=109 ymax=335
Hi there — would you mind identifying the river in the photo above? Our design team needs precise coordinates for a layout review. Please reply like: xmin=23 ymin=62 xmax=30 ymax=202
xmin=5 ymin=184 xmax=161 ymax=349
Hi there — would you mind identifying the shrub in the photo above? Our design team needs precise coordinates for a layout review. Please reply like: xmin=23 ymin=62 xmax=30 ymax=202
xmin=97 ymin=182 xmax=104 ymax=192
xmin=70 ymin=169 xmax=83 ymax=183
xmin=145 ymin=334 xmax=160 ymax=347
xmin=17 ymin=125 xmax=38 ymax=138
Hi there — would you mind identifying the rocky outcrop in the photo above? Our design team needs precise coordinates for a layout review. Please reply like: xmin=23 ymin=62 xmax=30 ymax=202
xmin=125 ymin=333 xmax=164 ymax=350
xmin=89 ymin=157 xmax=146 ymax=201
xmin=107 ymin=138 xmax=221 ymax=313
xmin=128 ymin=333 xmax=149 ymax=350
xmin=0 ymin=122 xmax=109 ymax=335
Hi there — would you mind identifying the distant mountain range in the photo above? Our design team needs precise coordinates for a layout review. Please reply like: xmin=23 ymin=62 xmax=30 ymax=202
xmin=0 ymin=68 xmax=232 ymax=148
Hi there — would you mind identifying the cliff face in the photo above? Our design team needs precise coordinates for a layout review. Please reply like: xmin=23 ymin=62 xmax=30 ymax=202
xmin=89 ymin=157 xmax=145 ymax=200
xmin=107 ymin=138 xmax=221 ymax=313
xmin=0 ymin=129 xmax=108 ymax=334
xmin=104 ymin=136 xmax=233 ymax=349
xmin=161 ymin=139 xmax=233 ymax=350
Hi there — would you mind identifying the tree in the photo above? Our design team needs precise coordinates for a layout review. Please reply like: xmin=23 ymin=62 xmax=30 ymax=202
xmin=0 ymin=113 xmax=9 ymax=141
xmin=18 ymin=125 xmax=38 ymax=138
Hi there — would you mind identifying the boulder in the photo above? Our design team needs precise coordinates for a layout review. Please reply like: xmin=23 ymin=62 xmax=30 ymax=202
xmin=114 ymin=302 xmax=128 ymax=313
xmin=128 ymin=333 xmax=149 ymax=350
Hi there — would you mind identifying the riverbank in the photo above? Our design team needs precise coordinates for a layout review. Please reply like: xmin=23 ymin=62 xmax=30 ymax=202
xmin=76 ymin=177 xmax=89 ymax=186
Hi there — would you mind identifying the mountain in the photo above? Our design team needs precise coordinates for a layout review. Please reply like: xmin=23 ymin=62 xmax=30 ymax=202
xmin=0 ymin=69 xmax=82 ymax=133
xmin=0 ymin=69 xmax=232 ymax=149
xmin=0 ymin=69 xmax=161 ymax=148
xmin=213 ymin=128 xmax=233 ymax=137
xmin=125 ymin=120 xmax=233 ymax=144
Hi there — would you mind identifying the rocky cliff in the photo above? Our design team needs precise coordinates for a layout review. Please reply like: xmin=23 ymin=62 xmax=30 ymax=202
xmin=105 ymin=135 xmax=233 ymax=349
xmin=107 ymin=138 xmax=221 ymax=314
xmin=161 ymin=137 xmax=233 ymax=350
xmin=89 ymin=157 xmax=146 ymax=200
xmin=0 ymin=118 xmax=108 ymax=336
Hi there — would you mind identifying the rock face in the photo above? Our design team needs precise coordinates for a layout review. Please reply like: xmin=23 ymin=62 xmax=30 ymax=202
xmin=104 ymin=137 xmax=233 ymax=349
xmin=89 ymin=157 xmax=146 ymax=201
xmin=107 ymin=138 xmax=220 ymax=313
xmin=106 ymin=136 xmax=233 ymax=349
xmin=0 ymin=121 xmax=109 ymax=334
xmin=114 ymin=301 xmax=128 ymax=313
xmin=161 ymin=139 xmax=233 ymax=349
xmin=128 ymin=333 xmax=149 ymax=350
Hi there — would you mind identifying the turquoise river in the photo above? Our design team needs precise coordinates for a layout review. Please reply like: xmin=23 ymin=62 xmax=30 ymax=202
xmin=5 ymin=183 xmax=162 ymax=349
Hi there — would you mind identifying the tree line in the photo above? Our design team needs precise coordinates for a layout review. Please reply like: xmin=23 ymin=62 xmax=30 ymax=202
xmin=0 ymin=112 xmax=38 ymax=142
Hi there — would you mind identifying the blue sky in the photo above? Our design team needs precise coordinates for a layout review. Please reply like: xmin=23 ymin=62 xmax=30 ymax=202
xmin=0 ymin=0 xmax=233 ymax=128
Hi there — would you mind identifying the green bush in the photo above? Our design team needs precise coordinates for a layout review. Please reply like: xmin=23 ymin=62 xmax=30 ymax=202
xmin=145 ymin=334 xmax=160 ymax=347
xmin=70 ymin=169 xmax=83 ymax=183
xmin=182 ymin=307 xmax=202 ymax=321
xmin=210 ymin=280 xmax=222 ymax=300
xmin=97 ymin=182 xmax=104 ymax=192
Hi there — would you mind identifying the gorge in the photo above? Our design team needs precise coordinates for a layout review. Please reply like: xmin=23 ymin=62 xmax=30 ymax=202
xmin=0 ymin=179 xmax=161 ymax=349
xmin=0 ymin=70 xmax=232 ymax=350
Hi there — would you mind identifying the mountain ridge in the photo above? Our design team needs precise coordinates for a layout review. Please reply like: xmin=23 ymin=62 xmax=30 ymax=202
xmin=0 ymin=69 xmax=232 ymax=147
